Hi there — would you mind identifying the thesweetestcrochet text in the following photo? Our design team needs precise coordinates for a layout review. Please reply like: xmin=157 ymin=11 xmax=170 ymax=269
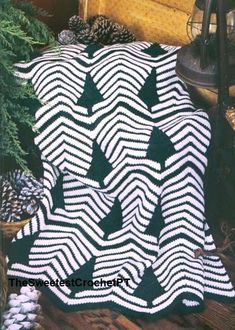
xmin=8 ymin=277 xmax=131 ymax=288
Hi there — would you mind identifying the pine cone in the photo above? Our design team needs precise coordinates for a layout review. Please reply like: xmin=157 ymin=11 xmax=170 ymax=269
xmin=76 ymin=29 xmax=97 ymax=45
xmin=111 ymin=23 xmax=136 ymax=44
xmin=0 ymin=180 xmax=21 ymax=222
xmin=1 ymin=170 xmax=44 ymax=222
xmin=2 ymin=286 xmax=42 ymax=330
xmin=87 ymin=15 xmax=108 ymax=27
xmin=58 ymin=30 xmax=78 ymax=45
xmin=19 ymin=184 xmax=43 ymax=216
xmin=6 ymin=170 xmax=42 ymax=193
xmin=9 ymin=198 xmax=22 ymax=222
xmin=90 ymin=16 xmax=114 ymax=45
xmin=68 ymin=15 xmax=90 ymax=33
xmin=6 ymin=169 xmax=25 ymax=194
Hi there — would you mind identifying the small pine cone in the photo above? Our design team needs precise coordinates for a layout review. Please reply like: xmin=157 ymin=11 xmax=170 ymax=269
xmin=1 ymin=180 xmax=17 ymax=203
xmin=111 ymin=23 xmax=136 ymax=44
xmin=90 ymin=16 xmax=114 ymax=45
xmin=22 ymin=198 xmax=39 ymax=216
xmin=21 ymin=183 xmax=43 ymax=214
xmin=68 ymin=15 xmax=89 ymax=33
xmin=6 ymin=169 xmax=25 ymax=194
xmin=58 ymin=30 xmax=78 ymax=45
xmin=76 ymin=29 xmax=98 ymax=45
xmin=0 ymin=180 xmax=18 ymax=221
xmin=19 ymin=187 xmax=42 ymax=216
xmin=87 ymin=15 xmax=108 ymax=27
xmin=9 ymin=198 xmax=22 ymax=222
xmin=6 ymin=170 xmax=39 ymax=194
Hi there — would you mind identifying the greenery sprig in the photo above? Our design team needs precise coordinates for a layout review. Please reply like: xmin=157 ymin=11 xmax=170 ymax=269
xmin=0 ymin=0 xmax=55 ymax=173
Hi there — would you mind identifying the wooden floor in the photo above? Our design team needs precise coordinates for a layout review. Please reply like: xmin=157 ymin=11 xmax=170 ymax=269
xmin=31 ymin=216 xmax=235 ymax=330
xmin=38 ymin=296 xmax=235 ymax=330
xmin=2 ymin=220 xmax=235 ymax=330
xmin=2 ymin=195 xmax=235 ymax=330
xmin=2 ymin=221 xmax=235 ymax=330
xmin=36 ymin=248 xmax=235 ymax=330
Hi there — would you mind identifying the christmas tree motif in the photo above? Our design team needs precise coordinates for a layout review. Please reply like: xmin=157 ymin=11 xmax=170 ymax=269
xmin=98 ymin=198 xmax=123 ymax=239
xmin=87 ymin=141 xmax=113 ymax=186
xmin=142 ymin=43 xmax=167 ymax=57
xmin=7 ymin=233 xmax=39 ymax=268
xmin=84 ymin=43 xmax=104 ymax=59
xmin=133 ymin=266 xmax=165 ymax=307
xmin=66 ymin=257 xmax=96 ymax=294
xmin=146 ymin=127 xmax=175 ymax=167
xmin=145 ymin=204 xmax=164 ymax=238
xmin=138 ymin=68 xmax=159 ymax=109
xmin=77 ymin=73 xmax=104 ymax=115
xmin=51 ymin=174 xmax=65 ymax=212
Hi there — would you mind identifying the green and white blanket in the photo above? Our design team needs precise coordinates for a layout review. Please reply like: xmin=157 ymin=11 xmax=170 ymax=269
xmin=7 ymin=42 xmax=235 ymax=317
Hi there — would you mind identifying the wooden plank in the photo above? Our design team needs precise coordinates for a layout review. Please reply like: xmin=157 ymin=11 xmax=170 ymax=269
xmin=115 ymin=315 xmax=142 ymax=330
xmin=79 ymin=0 xmax=89 ymax=19
xmin=191 ymin=300 xmax=235 ymax=330
xmin=78 ymin=0 xmax=190 ymax=45
xmin=151 ymin=0 xmax=194 ymax=14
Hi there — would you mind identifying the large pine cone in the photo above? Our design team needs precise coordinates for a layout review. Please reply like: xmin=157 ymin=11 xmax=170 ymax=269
xmin=90 ymin=16 xmax=115 ymax=45
xmin=0 ymin=179 xmax=21 ymax=222
xmin=1 ymin=170 xmax=44 ymax=222
xmin=111 ymin=23 xmax=136 ymax=44
xmin=68 ymin=15 xmax=90 ymax=33
xmin=2 ymin=286 xmax=42 ymax=329
xmin=87 ymin=15 xmax=108 ymax=27
xmin=76 ymin=29 xmax=98 ymax=45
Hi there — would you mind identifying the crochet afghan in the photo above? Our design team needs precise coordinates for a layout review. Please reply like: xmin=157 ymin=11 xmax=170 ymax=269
xmin=7 ymin=42 xmax=235 ymax=317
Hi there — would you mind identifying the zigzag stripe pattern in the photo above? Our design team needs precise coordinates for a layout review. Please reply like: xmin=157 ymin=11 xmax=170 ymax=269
xmin=8 ymin=42 xmax=235 ymax=316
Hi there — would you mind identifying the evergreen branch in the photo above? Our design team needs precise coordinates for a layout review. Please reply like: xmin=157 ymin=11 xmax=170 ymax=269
xmin=14 ymin=1 xmax=52 ymax=18
xmin=0 ymin=20 xmax=42 ymax=45
xmin=0 ymin=0 xmax=55 ymax=172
